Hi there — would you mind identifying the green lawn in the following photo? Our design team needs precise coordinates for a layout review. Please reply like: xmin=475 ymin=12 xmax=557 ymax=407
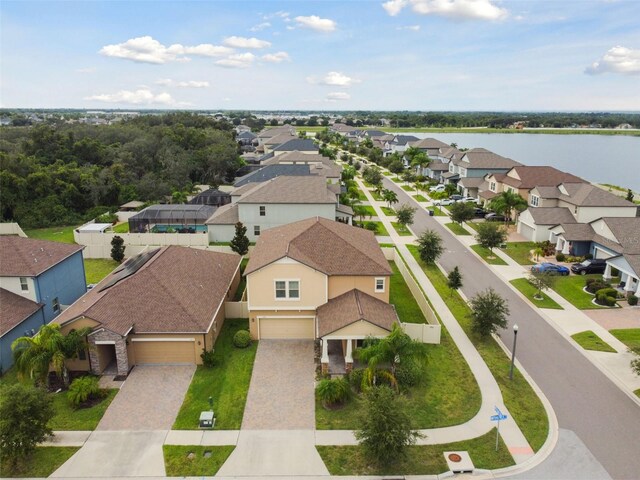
xmin=413 ymin=194 xmax=428 ymax=202
xmin=173 ymin=319 xmax=257 ymax=430
xmin=635 ymin=389 xmax=640 ymax=398
xmin=163 ymin=446 xmax=234 ymax=477
xmin=551 ymin=274 xmax=606 ymax=310
xmin=445 ymin=222 xmax=471 ymax=236
xmin=609 ymin=329 xmax=640 ymax=350
xmin=49 ymin=389 xmax=118 ymax=430
xmin=317 ymin=429 xmax=513 ymax=476
xmin=571 ymin=331 xmax=616 ymax=353
xmin=429 ymin=207 xmax=447 ymax=217
xmin=466 ymin=221 xmax=481 ymax=231
xmin=502 ymin=242 xmax=536 ymax=265
xmin=358 ymin=205 xmax=377 ymax=217
xmin=232 ymin=259 xmax=249 ymax=301
xmin=355 ymin=188 xmax=367 ymax=201
xmin=406 ymin=245 xmax=549 ymax=452
xmin=0 ymin=447 xmax=80 ymax=478
xmin=380 ymin=206 xmax=396 ymax=216
xmin=84 ymin=259 xmax=119 ymax=284
xmin=391 ymin=222 xmax=413 ymax=236
xmin=317 ymin=261 xmax=481 ymax=431
xmin=370 ymin=190 xmax=384 ymax=201
xmin=509 ymin=278 xmax=563 ymax=310
xmin=360 ymin=221 xmax=389 ymax=236
xmin=24 ymin=225 xmax=77 ymax=243
xmin=112 ymin=222 xmax=129 ymax=233
xmin=470 ymin=245 xmax=508 ymax=266
xmin=401 ymin=185 xmax=414 ymax=192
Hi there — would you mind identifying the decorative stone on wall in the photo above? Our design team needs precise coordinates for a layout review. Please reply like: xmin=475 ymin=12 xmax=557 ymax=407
xmin=88 ymin=329 xmax=129 ymax=376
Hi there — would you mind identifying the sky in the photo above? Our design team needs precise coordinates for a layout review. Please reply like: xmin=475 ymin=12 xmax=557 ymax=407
xmin=1 ymin=0 xmax=639 ymax=111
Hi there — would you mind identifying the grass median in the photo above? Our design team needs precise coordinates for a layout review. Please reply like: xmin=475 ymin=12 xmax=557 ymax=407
xmin=406 ymin=245 xmax=549 ymax=452
xmin=509 ymin=278 xmax=563 ymax=310
xmin=0 ymin=447 xmax=80 ymax=478
xmin=445 ymin=222 xmax=471 ymax=236
xmin=571 ymin=331 xmax=616 ymax=353
xmin=470 ymin=245 xmax=508 ymax=266
xmin=163 ymin=446 xmax=234 ymax=477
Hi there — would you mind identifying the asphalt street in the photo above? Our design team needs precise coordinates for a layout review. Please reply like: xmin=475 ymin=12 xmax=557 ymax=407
xmin=383 ymin=177 xmax=640 ymax=480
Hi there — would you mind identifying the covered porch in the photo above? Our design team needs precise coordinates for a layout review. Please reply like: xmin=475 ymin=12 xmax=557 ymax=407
xmin=604 ymin=255 xmax=640 ymax=296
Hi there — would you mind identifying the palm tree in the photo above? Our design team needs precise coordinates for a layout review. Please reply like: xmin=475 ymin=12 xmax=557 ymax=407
xmin=489 ymin=190 xmax=528 ymax=224
xmin=12 ymin=324 xmax=92 ymax=388
xmin=382 ymin=189 xmax=398 ymax=208
xmin=355 ymin=323 xmax=429 ymax=390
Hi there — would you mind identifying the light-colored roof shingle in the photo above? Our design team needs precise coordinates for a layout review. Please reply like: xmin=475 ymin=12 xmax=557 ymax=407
xmin=0 ymin=236 xmax=83 ymax=277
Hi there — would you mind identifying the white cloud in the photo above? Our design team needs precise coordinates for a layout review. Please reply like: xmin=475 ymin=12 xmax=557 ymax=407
xmin=215 ymin=53 xmax=256 ymax=69
xmin=327 ymin=92 xmax=351 ymax=101
xmin=261 ymin=51 xmax=291 ymax=63
xmin=250 ymin=22 xmax=271 ymax=31
xmin=397 ymin=24 xmax=421 ymax=30
xmin=263 ymin=11 xmax=289 ymax=20
xmin=383 ymin=0 xmax=508 ymax=21
xmin=585 ymin=46 xmax=640 ymax=75
xmin=76 ymin=67 xmax=96 ymax=74
xmin=155 ymin=79 xmax=210 ymax=88
xmin=99 ymin=36 xmax=232 ymax=64
xmin=223 ymin=36 xmax=271 ymax=49
xmin=294 ymin=15 xmax=337 ymax=32
xmin=85 ymin=88 xmax=174 ymax=105
xmin=307 ymin=71 xmax=361 ymax=87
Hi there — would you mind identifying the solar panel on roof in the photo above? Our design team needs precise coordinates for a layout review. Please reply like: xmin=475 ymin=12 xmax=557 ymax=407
xmin=98 ymin=248 xmax=161 ymax=292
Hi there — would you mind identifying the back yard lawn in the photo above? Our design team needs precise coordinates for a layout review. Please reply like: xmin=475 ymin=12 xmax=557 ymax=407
xmin=24 ymin=225 xmax=77 ymax=243
xmin=551 ymin=274 xmax=606 ymax=310
xmin=84 ymin=259 xmax=119 ymax=284
xmin=502 ymin=242 xmax=536 ymax=265
xmin=470 ymin=245 xmax=508 ymax=266
xmin=510 ymin=278 xmax=563 ymax=310
xmin=173 ymin=319 xmax=257 ymax=430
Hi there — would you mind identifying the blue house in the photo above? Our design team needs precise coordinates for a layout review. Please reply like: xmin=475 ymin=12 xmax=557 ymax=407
xmin=0 ymin=288 xmax=46 ymax=373
xmin=0 ymin=236 xmax=86 ymax=324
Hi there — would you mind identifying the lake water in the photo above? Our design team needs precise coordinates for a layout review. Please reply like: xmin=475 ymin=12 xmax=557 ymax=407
xmin=404 ymin=133 xmax=640 ymax=191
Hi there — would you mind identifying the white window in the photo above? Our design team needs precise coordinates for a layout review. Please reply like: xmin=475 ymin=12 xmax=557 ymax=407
xmin=20 ymin=277 xmax=28 ymax=291
xmin=530 ymin=195 xmax=539 ymax=207
xmin=259 ymin=206 xmax=266 ymax=216
xmin=275 ymin=280 xmax=300 ymax=300
xmin=490 ymin=181 xmax=496 ymax=192
xmin=375 ymin=278 xmax=385 ymax=293
xmin=52 ymin=297 xmax=60 ymax=313
xmin=254 ymin=225 xmax=261 ymax=236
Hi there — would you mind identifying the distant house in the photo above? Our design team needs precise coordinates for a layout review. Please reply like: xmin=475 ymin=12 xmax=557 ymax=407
xmin=549 ymin=217 xmax=640 ymax=296
xmin=516 ymin=183 xmax=638 ymax=242
xmin=237 ymin=131 xmax=259 ymax=152
xmin=263 ymin=133 xmax=299 ymax=153
xmin=206 ymin=175 xmax=353 ymax=242
xmin=0 ymin=236 xmax=86 ymax=324
xmin=262 ymin=150 xmax=341 ymax=184
xmin=271 ymin=139 xmax=319 ymax=156
xmin=383 ymin=135 xmax=420 ymax=156
xmin=257 ymin=125 xmax=295 ymax=146
xmin=128 ymin=204 xmax=215 ymax=233
xmin=53 ymin=246 xmax=241 ymax=375
xmin=119 ymin=200 xmax=145 ymax=212
xmin=188 ymin=189 xmax=232 ymax=207
xmin=0 ymin=289 xmax=46 ymax=372
xmin=444 ymin=148 xmax=521 ymax=188
xmin=245 ymin=218 xmax=398 ymax=374
xmin=234 ymin=164 xmax=313 ymax=187
xmin=408 ymin=137 xmax=450 ymax=157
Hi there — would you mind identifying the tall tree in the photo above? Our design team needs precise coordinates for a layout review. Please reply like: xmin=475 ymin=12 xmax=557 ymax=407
xmin=468 ymin=288 xmax=510 ymax=337
xmin=489 ymin=190 xmax=528 ymax=222
xmin=447 ymin=266 xmax=463 ymax=296
xmin=230 ymin=221 xmax=250 ymax=255
xmin=528 ymin=271 xmax=556 ymax=300
xmin=395 ymin=204 xmax=416 ymax=233
xmin=382 ymin=189 xmax=398 ymax=208
xmin=417 ymin=230 xmax=444 ymax=265
xmin=475 ymin=222 xmax=507 ymax=253
xmin=449 ymin=202 xmax=475 ymax=225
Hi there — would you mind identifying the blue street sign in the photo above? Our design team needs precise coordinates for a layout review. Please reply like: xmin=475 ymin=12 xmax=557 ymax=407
xmin=494 ymin=406 xmax=503 ymax=415
xmin=491 ymin=414 xmax=507 ymax=421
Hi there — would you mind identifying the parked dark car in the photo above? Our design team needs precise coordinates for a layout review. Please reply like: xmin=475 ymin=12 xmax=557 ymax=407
xmin=474 ymin=208 xmax=487 ymax=218
xmin=571 ymin=259 xmax=607 ymax=275
xmin=449 ymin=194 xmax=463 ymax=201
xmin=531 ymin=263 xmax=570 ymax=276
xmin=485 ymin=213 xmax=506 ymax=222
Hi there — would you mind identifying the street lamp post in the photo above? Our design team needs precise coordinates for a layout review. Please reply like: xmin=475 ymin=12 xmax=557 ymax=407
xmin=509 ymin=324 xmax=519 ymax=380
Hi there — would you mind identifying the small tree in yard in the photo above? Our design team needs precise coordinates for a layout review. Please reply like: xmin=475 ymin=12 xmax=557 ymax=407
xmin=395 ymin=204 xmax=416 ymax=232
xmin=528 ymin=271 xmax=556 ymax=300
xmin=382 ymin=189 xmax=398 ymax=208
xmin=469 ymin=288 xmax=510 ymax=337
xmin=110 ymin=235 xmax=125 ymax=263
xmin=0 ymin=383 xmax=54 ymax=470
xmin=230 ymin=222 xmax=250 ymax=255
xmin=447 ymin=266 xmax=463 ymax=297
xmin=355 ymin=386 xmax=423 ymax=466
xmin=449 ymin=202 xmax=475 ymax=225
xmin=475 ymin=222 xmax=507 ymax=254
xmin=417 ymin=230 xmax=444 ymax=264
xmin=444 ymin=183 xmax=458 ymax=196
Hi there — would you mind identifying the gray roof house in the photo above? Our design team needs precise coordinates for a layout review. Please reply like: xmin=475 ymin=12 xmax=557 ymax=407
xmin=234 ymin=164 xmax=313 ymax=187
xmin=272 ymin=139 xmax=319 ymax=156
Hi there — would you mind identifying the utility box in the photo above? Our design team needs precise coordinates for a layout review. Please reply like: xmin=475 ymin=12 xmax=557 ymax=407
xmin=199 ymin=411 xmax=215 ymax=429
xmin=428 ymin=210 xmax=434 ymax=216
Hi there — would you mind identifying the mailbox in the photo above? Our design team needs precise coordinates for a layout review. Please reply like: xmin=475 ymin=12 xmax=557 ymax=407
xmin=199 ymin=411 xmax=215 ymax=429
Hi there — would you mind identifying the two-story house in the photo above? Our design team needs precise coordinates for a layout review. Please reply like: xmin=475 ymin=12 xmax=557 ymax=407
xmin=262 ymin=150 xmax=341 ymax=184
xmin=205 ymin=175 xmax=353 ymax=242
xmin=517 ymin=183 xmax=638 ymax=242
xmin=245 ymin=217 xmax=399 ymax=373
xmin=383 ymin=135 xmax=420 ymax=156
xmin=445 ymin=148 xmax=521 ymax=190
xmin=271 ymin=139 xmax=319 ymax=157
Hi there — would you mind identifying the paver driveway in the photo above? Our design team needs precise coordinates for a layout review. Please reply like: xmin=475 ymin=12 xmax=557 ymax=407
xmin=241 ymin=339 xmax=315 ymax=429
xmin=97 ymin=365 xmax=195 ymax=430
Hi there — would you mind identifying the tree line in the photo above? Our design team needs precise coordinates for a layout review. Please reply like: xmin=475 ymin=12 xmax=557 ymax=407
xmin=0 ymin=113 xmax=243 ymax=228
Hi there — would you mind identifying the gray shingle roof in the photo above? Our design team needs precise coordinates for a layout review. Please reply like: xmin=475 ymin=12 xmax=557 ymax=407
xmin=0 ymin=288 xmax=43 ymax=337
xmin=237 ymin=176 xmax=337 ymax=204
xmin=0 ymin=236 xmax=84 ymax=277
xmin=409 ymin=137 xmax=450 ymax=149
xmin=272 ymin=139 xmax=319 ymax=152
xmin=526 ymin=207 xmax=577 ymax=225
xmin=458 ymin=148 xmax=522 ymax=169
xmin=234 ymin=164 xmax=312 ymax=187
xmin=205 ymin=203 xmax=239 ymax=225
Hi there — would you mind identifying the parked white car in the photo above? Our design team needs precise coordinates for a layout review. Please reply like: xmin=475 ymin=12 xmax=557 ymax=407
xmin=434 ymin=198 xmax=455 ymax=206
xmin=429 ymin=184 xmax=446 ymax=192
xmin=461 ymin=196 xmax=477 ymax=203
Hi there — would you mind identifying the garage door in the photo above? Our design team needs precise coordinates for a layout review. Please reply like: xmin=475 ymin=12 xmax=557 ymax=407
xmin=133 ymin=340 xmax=196 ymax=365
xmin=259 ymin=318 xmax=315 ymax=339
xmin=518 ymin=222 xmax=536 ymax=241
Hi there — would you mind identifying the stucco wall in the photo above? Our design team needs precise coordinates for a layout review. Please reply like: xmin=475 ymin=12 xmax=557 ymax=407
xmin=325 ymin=320 xmax=390 ymax=338
xmin=574 ymin=205 xmax=638 ymax=224
xmin=238 ymin=203 xmax=336 ymax=241
xmin=0 ymin=308 xmax=46 ymax=373
xmin=0 ymin=276 xmax=37 ymax=302
xmin=328 ymin=276 xmax=389 ymax=302
xmin=36 ymin=251 xmax=87 ymax=323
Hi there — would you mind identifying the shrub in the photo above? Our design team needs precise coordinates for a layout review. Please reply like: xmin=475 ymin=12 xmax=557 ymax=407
xmin=364 ymin=222 xmax=378 ymax=232
xmin=67 ymin=376 xmax=101 ymax=406
xmin=555 ymin=252 xmax=566 ymax=262
xmin=395 ymin=361 xmax=423 ymax=388
xmin=348 ymin=368 xmax=365 ymax=393
xmin=585 ymin=278 xmax=610 ymax=294
xmin=628 ymin=295 xmax=638 ymax=306
xmin=595 ymin=288 xmax=618 ymax=306
xmin=585 ymin=253 xmax=593 ymax=260
xmin=233 ymin=330 xmax=251 ymax=348
xmin=316 ymin=377 xmax=351 ymax=407
xmin=96 ymin=213 xmax=117 ymax=224
xmin=536 ymin=240 xmax=556 ymax=256
xmin=200 ymin=349 xmax=216 ymax=367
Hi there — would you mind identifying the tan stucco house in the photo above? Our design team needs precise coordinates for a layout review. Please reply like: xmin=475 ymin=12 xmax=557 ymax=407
xmin=53 ymin=246 xmax=241 ymax=376
xmin=244 ymin=217 xmax=399 ymax=373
